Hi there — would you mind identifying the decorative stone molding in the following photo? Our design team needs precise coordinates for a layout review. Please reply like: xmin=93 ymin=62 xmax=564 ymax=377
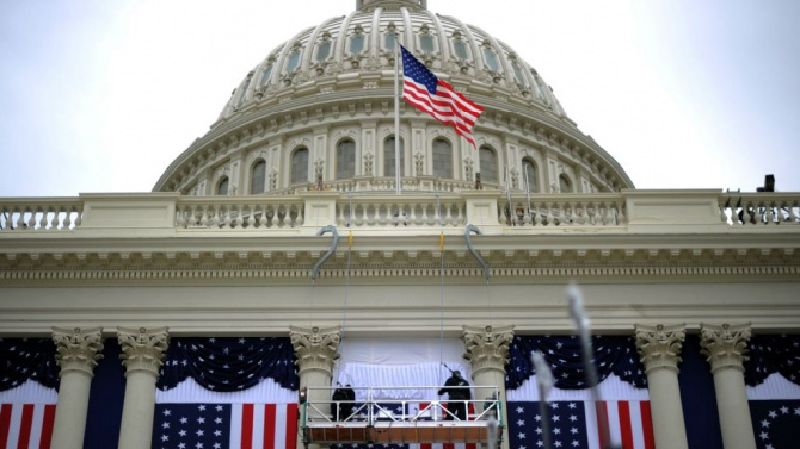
xmin=462 ymin=324 xmax=514 ymax=376
xmin=289 ymin=325 xmax=341 ymax=376
xmin=117 ymin=326 xmax=169 ymax=377
xmin=700 ymin=323 xmax=751 ymax=373
xmin=635 ymin=324 xmax=686 ymax=374
xmin=51 ymin=327 xmax=104 ymax=377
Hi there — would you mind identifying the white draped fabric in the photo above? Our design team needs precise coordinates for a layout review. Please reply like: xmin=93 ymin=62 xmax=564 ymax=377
xmin=507 ymin=374 xmax=649 ymax=401
xmin=0 ymin=380 xmax=58 ymax=404
xmin=156 ymin=377 xmax=298 ymax=404
xmin=334 ymin=337 xmax=470 ymax=400
xmin=746 ymin=372 xmax=800 ymax=399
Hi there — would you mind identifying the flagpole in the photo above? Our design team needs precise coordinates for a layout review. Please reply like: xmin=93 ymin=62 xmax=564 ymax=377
xmin=394 ymin=37 xmax=401 ymax=195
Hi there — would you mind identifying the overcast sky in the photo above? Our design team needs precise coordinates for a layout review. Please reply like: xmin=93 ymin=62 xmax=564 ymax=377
xmin=1 ymin=0 xmax=798 ymax=197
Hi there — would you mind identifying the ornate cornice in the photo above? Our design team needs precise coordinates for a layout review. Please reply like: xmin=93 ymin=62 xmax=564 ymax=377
xmin=289 ymin=325 xmax=341 ymax=377
xmin=700 ymin=323 xmax=752 ymax=374
xmin=462 ymin=324 xmax=514 ymax=377
xmin=117 ymin=326 xmax=169 ymax=378
xmin=635 ymin=324 xmax=685 ymax=374
xmin=51 ymin=326 xmax=104 ymax=377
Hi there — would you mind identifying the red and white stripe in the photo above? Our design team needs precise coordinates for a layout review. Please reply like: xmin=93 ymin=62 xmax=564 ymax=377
xmin=230 ymin=403 xmax=297 ymax=449
xmin=0 ymin=403 xmax=56 ymax=449
xmin=410 ymin=402 xmax=477 ymax=449
xmin=403 ymin=79 xmax=484 ymax=146
xmin=588 ymin=400 xmax=654 ymax=449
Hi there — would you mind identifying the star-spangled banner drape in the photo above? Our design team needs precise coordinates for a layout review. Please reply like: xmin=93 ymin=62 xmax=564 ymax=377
xmin=506 ymin=336 xmax=647 ymax=391
xmin=0 ymin=338 xmax=59 ymax=392
xmin=158 ymin=337 xmax=299 ymax=393
xmin=508 ymin=400 xmax=655 ymax=449
xmin=745 ymin=335 xmax=800 ymax=387
xmin=748 ymin=400 xmax=800 ymax=449
xmin=400 ymin=45 xmax=484 ymax=147
xmin=152 ymin=403 xmax=298 ymax=449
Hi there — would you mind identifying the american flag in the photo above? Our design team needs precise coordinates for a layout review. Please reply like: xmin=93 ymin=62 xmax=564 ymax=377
xmin=153 ymin=403 xmax=297 ymax=449
xmin=400 ymin=45 xmax=484 ymax=147
xmin=748 ymin=399 xmax=800 ymax=449
xmin=0 ymin=403 xmax=56 ymax=449
xmin=507 ymin=400 xmax=655 ymax=449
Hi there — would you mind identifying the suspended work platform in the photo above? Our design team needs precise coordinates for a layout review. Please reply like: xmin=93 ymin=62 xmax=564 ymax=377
xmin=300 ymin=386 xmax=503 ymax=447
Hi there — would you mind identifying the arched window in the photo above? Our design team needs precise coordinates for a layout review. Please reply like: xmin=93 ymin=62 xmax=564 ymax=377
xmin=483 ymin=47 xmax=500 ymax=71
xmin=421 ymin=35 xmax=435 ymax=54
xmin=385 ymin=33 xmax=396 ymax=51
xmin=251 ymin=160 xmax=266 ymax=194
xmin=512 ymin=62 xmax=526 ymax=85
xmin=432 ymin=138 xmax=452 ymax=178
xmin=479 ymin=146 xmax=498 ymax=184
xmin=291 ymin=147 xmax=309 ymax=184
xmin=316 ymin=41 xmax=332 ymax=61
xmin=453 ymin=40 xmax=468 ymax=60
xmin=350 ymin=35 xmax=364 ymax=54
xmin=522 ymin=158 xmax=537 ymax=192
xmin=383 ymin=136 xmax=405 ymax=176
xmin=286 ymin=49 xmax=301 ymax=73
xmin=337 ymin=139 xmax=356 ymax=179
xmin=259 ymin=64 xmax=273 ymax=88
xmin=216 ymin=176 xmax=229 ymax=195
xmin=559 ymin=174 xmax=572 ymax=193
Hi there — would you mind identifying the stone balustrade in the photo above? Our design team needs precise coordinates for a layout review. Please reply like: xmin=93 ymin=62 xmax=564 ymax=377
xmin=1 ymin=190 xmax=799 ymax=235
xmin=0 ymin=197 xmax=83 ymax=231
xmin=718 ymin=192 xmax=800 ymax=226
xmin=499 ymin=193 xmax=626 ymax=227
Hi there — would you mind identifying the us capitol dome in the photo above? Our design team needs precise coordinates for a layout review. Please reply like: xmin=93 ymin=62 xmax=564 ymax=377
xmin=154 ymin=0 xmax=633 ymax=197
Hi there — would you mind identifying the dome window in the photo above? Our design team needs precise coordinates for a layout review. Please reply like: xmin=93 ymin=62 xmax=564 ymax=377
xmin=432 ymin=138 xmax=452 ymax=179
xmin=479 ymin=146 xmax=498 ymax=184
xmin=512 ymin=62 xmax=526 ymax=86
xmin=286 ymin=49 xmax=301 ymax=73
xmin=251 ymin=160 xmax=266 ymax=194
xmin=559 ymin=174 xmax=573 ymax=193
xmin=523 ymin=158 xmax=538 ymax=192
xmin=337 ymin=139 xmax=356 ymax=179
xmin=385 ymin=22 xmax=398 ymax=51
xmin=316 ymin=41 xmax=332 ymax=62
xmin=383 ymin=136 xmax=405 ymax=177
xmin=483 ymin=46 xmax=500 ymax=72
xmin=419 ymin=24 xmax=435 ymax=54
xmin=291 ymin=147 xmax=309 ymax=184
xmin=259 ymin=65 xmax=273 ymax=88
xmin=453 ymin=39 xmax=468 ymax=60
xmin=350 ymin=34 xmax=365 ymax=54
xmin=531 ymin=69 xmax=546 ymax=99
xmin=216 ymin=176 xmax=229 ymax=195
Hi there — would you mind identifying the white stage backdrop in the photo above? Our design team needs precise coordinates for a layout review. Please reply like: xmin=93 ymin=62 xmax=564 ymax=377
xmin=335 ymin=338 xmax=470 ymax=400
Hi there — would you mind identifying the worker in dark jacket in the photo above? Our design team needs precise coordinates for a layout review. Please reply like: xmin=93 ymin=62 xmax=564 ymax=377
xmin=332 ymin=384 xmax=355 ymax=421
xmin=438 ymin=371 xmax=470 ymax=420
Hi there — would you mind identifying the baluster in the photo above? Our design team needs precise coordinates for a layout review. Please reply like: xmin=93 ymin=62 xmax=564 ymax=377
xmin=338 ymin=203 xmax=346 ymax=227
xmin=73 ymin=206 xmax=82 ymax=228
xmin=444 ymin=202 xmax=452 ymax=226
xmin=780 ymin=201 xmax=791 ymax=223
xmin=720 ymin=203 xmax=728 ymax=224
xmin=199 ymin=206 xmax=209 ymax=227
xmin=15 ymin=208 xmax=24 ymax=230
xmin=177 ymin=205 xmax=187 ymax=228
xmin=379 ymin=203 xmax=388 ymax=226
xmin=49 ymin=207 xmax=59 ymax=231
xmin=296 ymin=202 xmax=304 ymax=226
xmin=789 ymin=202 xmax=798 ymax=224
xmin=409 ymin=203 xmax=418 ymax=225
xmin=497 ymin=199 xmax=506 ymax=225
xmin=766 ymin=202 xmax=775 ymax=224
xmin=211 ymin=207 xmax=221 ymax=228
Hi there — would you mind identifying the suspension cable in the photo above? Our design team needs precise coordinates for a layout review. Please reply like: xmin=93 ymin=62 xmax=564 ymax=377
xmin=437 ymin=193 xmax=446 ymax=386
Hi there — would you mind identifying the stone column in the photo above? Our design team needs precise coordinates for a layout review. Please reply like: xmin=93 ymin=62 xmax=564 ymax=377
xmin=289 ymin=325 xmax=341 ymax=418
xmin=701 ymin=323 xmax=757 ymax=449
xmin=463 ymin=324 xmax=514 ymax=449
xmin=635 ymin=324 xmax=689 ymax=449
xmin=117 ymin=327 xmax=169 ymax=449
xmin=50 ymin=327 xmax=104 ymax=449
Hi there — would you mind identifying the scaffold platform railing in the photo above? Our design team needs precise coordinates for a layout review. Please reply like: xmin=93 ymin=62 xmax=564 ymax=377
xmin=300 ymin=385 xmax=503 ymax=447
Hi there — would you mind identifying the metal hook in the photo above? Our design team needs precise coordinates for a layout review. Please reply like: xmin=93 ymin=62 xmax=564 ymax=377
xmin=312 ymin=225 xmax=339 ymax=283
xmin=464 ymin=224 xmax=490 ymax=282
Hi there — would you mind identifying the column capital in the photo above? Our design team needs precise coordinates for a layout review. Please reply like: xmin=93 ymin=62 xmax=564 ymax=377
xmin=51 ymin=327 xmax=104 ymax=377
xmin=289 ymin=325 xmax=341 ymax=377
xmin=635 ymin=324 xmax=686 ymax=374
xmin=117 ymin=326 xmax=169 ymax=378
xmin=462 ymin=324 xmax=515 ymax=377
xmin=700 ymin=323 xmax=751 ymax=373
